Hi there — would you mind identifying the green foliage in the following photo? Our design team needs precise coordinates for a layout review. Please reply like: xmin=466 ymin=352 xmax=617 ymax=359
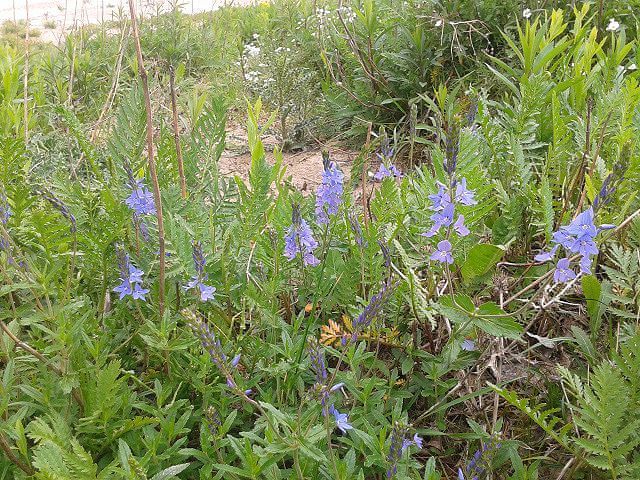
xmin=1 ymin=1 xmax=640 ymax=479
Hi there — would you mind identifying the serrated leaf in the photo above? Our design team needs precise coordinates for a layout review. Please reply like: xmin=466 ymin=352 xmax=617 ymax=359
xmin=461 ymin=244 xmax=505 ymax=282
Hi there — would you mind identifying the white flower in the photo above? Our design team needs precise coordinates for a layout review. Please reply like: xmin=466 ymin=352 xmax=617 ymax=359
xmin=628 ymin=63 xmax=638 ymax=71
xmin=606 ymin=18 xmax=620 ymax=32
xmin=617 ymin=65 xmax=626 ymax=74
xmin=435 ymin=19 xmax=443 ymax=27
xmin=522 ymin=8 xmax=532 ymax=19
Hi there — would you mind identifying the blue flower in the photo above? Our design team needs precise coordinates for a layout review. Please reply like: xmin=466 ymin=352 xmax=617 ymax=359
xmin=564 ymin=207 xmax=597 ymax=239
xmin=428 ymin=183 xmax=451 ymax=211
xmin=185 ymin=241 xmax=216 ymax=302
xmin=125 ymin=180 xmax=156 ymax=216
xmin=430 ymin=240 xmax=453 ymax=264
xmin=453 ymin=215 xmax=470 ymax=236
xmin=315 ymin=155 xmax=344 ymax=224
xmin=553 ymin=257 xmax=576 ymax=283
xmin=348 ymin=211 xmax=367 ymax=247
xmin=351 ymin=280 xmax=397 ymax=341
xmin=401 ymin=433 xmax=424 ymax=452
xmin=0 ymin=191 xmax=11 ymax=225
xmin=284 ymin=205 xmax=320 ymax=267
xmin=374 ymin=163 xmax=403 ymax=181
xmin=386 ymin=422 xmax=411 ymax=478
xmin=455 ymin=178 xmax=477 ymax=206
xmin=461 ymin=339 xmax=476 ymax=351
xmin=460 ymin=436 xmax=502 ymax=480
xmin=114 ymin=248 xmax=149 ymax=301
xmin=40 ymin=189 xmax=77 ymax=232
xmin=534 ymin=207 xmax=614 ymax=281
xmin=329 ymin=405 xmax=352 ymax=434
xmin=534 ymin=244 xmax=559 ymax=262
xmin=422 ymin=177 xmax=475 ymax=241
xmin=185 ymin=311 xmax=242 ymax=391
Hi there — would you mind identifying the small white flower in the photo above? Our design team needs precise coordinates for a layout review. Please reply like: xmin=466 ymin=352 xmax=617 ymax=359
xmin=522 ymin=8 xmax=532 ymax=19
xmin=606 ymin=18 xmax=620 ymax=32
xmin=617 ymin=65 xmax=626 ymax=74
xmin=435 ymin=19 xmax=443 ymax=27
xmin=628 ymin=63 xmax=638 ymax=71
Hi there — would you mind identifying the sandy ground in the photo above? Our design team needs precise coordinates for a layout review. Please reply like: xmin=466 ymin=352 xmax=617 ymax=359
xmin=221 ymin=123 xmax=355 ymax=193
xmin=1 ymin=0 xmax=256 ymax=42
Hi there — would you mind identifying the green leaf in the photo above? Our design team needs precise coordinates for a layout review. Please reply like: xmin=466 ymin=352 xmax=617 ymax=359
xmin=461 ymin=244 xmax=505 ymax=282
xmin=581 ymin=275 xmax=603 ymax=332
xmin=150 ymin=463 xmax=190 ymax=480
xmin=475 ymin=302 xmax=522 ymax=339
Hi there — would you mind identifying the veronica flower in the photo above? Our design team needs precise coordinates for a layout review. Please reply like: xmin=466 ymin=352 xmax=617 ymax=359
xmin=0 ymin=191 xmax=11 ymax=225
xmin=460 ymin=437 xmax=502 ymax=480
xmin=401 ymin=433 xmax=424 ymax=452
xmin=461 ymin=339 xmax=476 ymax=351
xmin=204 ymin=406 xmax=222 ymax=437
xmin=40 ymin=189 xmax=77 ymax=232
xmin=455 ymin=178 xmax=477 ymax=206
xmin=329 ymin=405 xmax=353 ymax=434
xmin=113 ymin=247 xmax=149 ymax=301
xmin=125 ymin=179 xmax=156 ymax=216
xmin=374 ymin=163 xmax=403 ymax=181
xmin=351 ymin=280 xmax=397 ymax=341
xmin=315 ymin=153 xmax=344 ymax=224
xmin=430 ymin=240 xmax=453 ymax=264
xmin=134 ymin=213 xmax=150 ymax=242
xmin=421 ymin=177 xmax=475 ymax=241
xmin=428 ymin=183 xmax=451 ymax=211
xmin=185 ymin=241 xmax=216 ymax=302
xmin=184 ymin=309 xmax=243 ymax=389
xmin=386 ymin=423 xmax=416 ymax=478
xmin=553 ymin=257 xmax=576 ymax=283
xmin=453 ymin=215 xmax=470 ymax=236
xmin=284 ymin=204 xmax=320 ymax=266
xmin=534 ymin=207 xmax=615 ymax=282
xmin=308 ymin=337 xmax=327 ymax=385
xmin=348 ymin=211 xmax=367 ymax=247
xmin=308 ymin=338 xmax=344 ymax=407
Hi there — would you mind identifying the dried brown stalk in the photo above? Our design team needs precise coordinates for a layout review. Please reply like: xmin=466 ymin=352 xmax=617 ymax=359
xmin=128 ymin=0 xmax=166 ymax=317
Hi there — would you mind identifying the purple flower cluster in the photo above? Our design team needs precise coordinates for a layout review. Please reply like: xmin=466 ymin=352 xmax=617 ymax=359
xmin=284 ymin=204 xmax=320 ymax=267
xmin=125 ymin=179 xmax=156 ymax=216
xmin=308 ymin=338 xmax=344 ymax=407
xmin=458 ymin=437 xmax=501 ymax=480
xmin=534 ymin=207 xmax=614 ymax=282
xmin=184 ymin=241 xmax=216 ymax=301
xmin=422 ymin=178 xmax=475 ymax=244
xmin=351 ymin=280 xmax=397 ymax=342
xmin=113 ymin=247 xmax=149 ymax=300
xmin=40 ymin=189 xmax=77 ymax=233
xmin=374 ymin=163 xmax=403 ymax=181
xmin=386 ymin=422 xmax=423 ymax=478
xmin=0 ymin=191 xmax=11 ymax=225
xmin=329 ymin=404 xmax=353 ymax=434
xmin=315 ymin=154 xmax=344 ymax=224
xmin=348 ymin=211 xmax=367 ymax=247
xmin=204 ymin=405 xmax=222 ymax=437
xmin=373 ymin=138 xmax=402 ymax=181
xmin=186 ymin=310 xmax=244 ymax=390
xmin=123 ymin=162 xmax=154 ymax=240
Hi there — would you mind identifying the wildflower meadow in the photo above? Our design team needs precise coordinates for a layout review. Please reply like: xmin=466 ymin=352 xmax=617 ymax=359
xmin=1 ymin=0 xmax=640 ymax=478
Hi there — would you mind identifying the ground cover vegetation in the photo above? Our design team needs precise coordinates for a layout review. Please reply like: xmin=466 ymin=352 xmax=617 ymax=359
xmin=1 ymin=0 xmax=640 ymax=478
